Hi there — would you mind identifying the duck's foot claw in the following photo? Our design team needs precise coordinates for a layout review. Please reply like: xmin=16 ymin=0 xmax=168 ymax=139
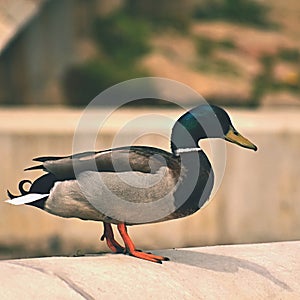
xmin=127 ymin=250 xmax=169 ymax=263
xmin=116 ymin=223 xmax=170 ymax=263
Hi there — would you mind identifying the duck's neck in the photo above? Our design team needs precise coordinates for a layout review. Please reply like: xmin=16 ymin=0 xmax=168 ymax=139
xmin=171 ymin=134 xmax=201 ymax=155
xmin=170 ymin=130 xmax=204 ymax=156
xmin=170 ymin=117 xmax=206 ymax=155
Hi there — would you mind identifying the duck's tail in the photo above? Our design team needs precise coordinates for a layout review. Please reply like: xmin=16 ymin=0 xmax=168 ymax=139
xmin=6 ymin=176 xmax=51 ymax=206
xmin=7 ymin=179 xmax=32 ymax=199
xmin=5 ymin=193 xmax=49 ymax=205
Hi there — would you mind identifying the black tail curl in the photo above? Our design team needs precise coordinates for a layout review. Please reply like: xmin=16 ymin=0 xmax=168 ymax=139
xmin=7 ymin=180 xmax=32 ymax=199
xmin=7 ymin=174 xmax=57 ymax=209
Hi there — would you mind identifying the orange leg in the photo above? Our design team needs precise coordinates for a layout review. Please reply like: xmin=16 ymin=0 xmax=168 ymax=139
xmin=101 ymin=222 xmax=124 ymax=253
xmin=117 ymin=223 xmax=169 ymax=264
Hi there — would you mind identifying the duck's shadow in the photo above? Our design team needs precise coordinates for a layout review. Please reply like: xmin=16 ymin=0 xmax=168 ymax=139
xmin=154 ymin=248 xmax=291 ymax=291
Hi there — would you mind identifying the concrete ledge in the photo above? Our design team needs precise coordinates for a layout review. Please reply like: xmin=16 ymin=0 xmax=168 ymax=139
xmin=0 ymin=241 xmax=299 ymax=299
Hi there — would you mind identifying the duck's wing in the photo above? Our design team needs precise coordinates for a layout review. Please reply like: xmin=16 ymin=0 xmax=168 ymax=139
xmin=35 ymin=147 xmax=182 ymax=224
xmin=26 ymin=146 xmax=180 ymax=180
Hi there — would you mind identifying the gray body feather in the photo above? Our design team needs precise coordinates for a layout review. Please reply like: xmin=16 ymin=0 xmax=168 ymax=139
xmin=45 ymin=166 xmax=182 ymax=224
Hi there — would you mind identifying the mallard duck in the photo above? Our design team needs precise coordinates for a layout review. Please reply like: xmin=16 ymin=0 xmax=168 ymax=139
xmin=6 ymin=104 xmax=257 ymax=263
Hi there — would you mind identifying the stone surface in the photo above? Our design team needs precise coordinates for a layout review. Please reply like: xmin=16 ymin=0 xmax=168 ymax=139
xmin=0 ymin=241 xmax=299 ymax=299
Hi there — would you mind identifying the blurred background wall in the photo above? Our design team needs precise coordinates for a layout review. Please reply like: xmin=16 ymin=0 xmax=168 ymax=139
xmin=0 ymin=0 xmax=299 ymax=259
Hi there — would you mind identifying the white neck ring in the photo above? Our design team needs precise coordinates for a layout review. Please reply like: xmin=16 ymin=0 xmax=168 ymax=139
xmin=174 ymin=147 xmax=202 ymax=156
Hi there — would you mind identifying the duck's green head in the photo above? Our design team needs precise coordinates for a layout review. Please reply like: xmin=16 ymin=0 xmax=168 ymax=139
xmin=171 ymin=104 xmax=257 ymax=153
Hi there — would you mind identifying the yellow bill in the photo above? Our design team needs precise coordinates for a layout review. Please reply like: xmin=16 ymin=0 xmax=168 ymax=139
xmin=225 ymin=126 xmax=257 ymax=151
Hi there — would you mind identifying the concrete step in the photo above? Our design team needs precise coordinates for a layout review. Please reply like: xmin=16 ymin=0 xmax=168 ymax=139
xmin=0 ymin=241 xmax=299 ymax=299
